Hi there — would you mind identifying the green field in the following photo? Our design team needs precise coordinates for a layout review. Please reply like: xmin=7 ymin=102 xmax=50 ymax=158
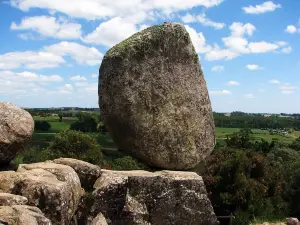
xmin=216 ymin=127 xmax=300 ymax=144
xmin=30 ymin=117 xmax=300 ymax=150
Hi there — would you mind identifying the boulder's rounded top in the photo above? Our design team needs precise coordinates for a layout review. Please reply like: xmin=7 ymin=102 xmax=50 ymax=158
xmin=0 ymin=102 xmax=34 ymax=143
xmin=105 ymin=22 xmax=194 ymax=58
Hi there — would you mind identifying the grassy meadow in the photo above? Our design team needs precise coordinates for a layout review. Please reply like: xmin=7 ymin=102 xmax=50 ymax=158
xmin=216 ymin=127 xmax=300 ymax=144
xmin=30 ymin=114 xmax=300 ymax=150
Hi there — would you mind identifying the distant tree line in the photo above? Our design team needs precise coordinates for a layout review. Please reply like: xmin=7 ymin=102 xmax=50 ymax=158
xmin=214 ymin=111 xmax=300 ymax=130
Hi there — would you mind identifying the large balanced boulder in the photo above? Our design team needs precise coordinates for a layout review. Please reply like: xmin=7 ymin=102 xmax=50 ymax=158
xmin=99 ymin=22 xmax=215 ymax=170
xmin=90 ymin=169 xmax=218 ymax=225
xmin=0 ymin=102 xmax=34 ymax=165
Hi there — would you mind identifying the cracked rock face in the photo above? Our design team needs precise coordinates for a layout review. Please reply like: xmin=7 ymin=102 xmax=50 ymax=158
xmin=99 ymin=22 xmax=215 ymax=170
xmin=0 ymin=102 xmax=34 ymax=164
xmin=91 ymin=170 xmax=218 ymax=225
xmin=54 ymin=158 xmax=101 ymax=191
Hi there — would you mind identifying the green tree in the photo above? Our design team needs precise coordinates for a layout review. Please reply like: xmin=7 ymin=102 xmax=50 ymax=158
xmin=70 ymin=112 xmax=98 ymax=132
xmin=225 ymin=127 xmax=252 ymax=149
xmin=58 ymin=113 xmax=63 ymax=122
xmin=34 ymin=120 xmax=51 ymax=131
xmin=48 ymin=129 xmax=103 ymax=166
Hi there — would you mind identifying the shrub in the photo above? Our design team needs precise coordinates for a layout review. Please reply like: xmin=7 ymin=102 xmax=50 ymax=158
xmin=111 ymin=156 xmax=147 ymax=170
xmin=34 ymin=120 xmax=51 ymax=131
xmin=48 ymin=129 xmax=103 ymax=166
xmin=203 ymin=147 xmax=286 ymax=219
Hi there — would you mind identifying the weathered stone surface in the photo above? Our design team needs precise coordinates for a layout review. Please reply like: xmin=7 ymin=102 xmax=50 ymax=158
xmin=0 ymin=193 xmax=28 ymax=206
xmin=90 ymin=213 xmax=108 ymax=225
xmin=0 ymin=102 xmax=34 ymax=164
xmin=287 ymin=218 xmax=299 ymax=225
xmin=54 ymin=158 xmax=101 ymax=190
xmin=91 ymin=170 xmax=217 ymax=225
xmin=0 ymin=162 xmax=82 ymax=225
xmin=99 ymin=22 xmax=215 ymax=170
xmin=0 ymin=205 xmax=52 ymax=225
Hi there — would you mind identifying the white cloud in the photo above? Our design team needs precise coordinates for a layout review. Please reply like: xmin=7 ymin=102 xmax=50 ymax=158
xmin=83 ymin=17 xmax=138 ymax=47
xmin=185 ymin=25 xmax=212 ymax=53
xmin=211 ymin=65 xmax=224 ymax=72
xmin=57 ymin=83 xmax=74 ymax=95
xmin=205 ymin=45 xmax=238 ymax=61
xmin=44 ymin=42 xmax=103 ymax=66
xmin=0 ymin=70 xmax=63 ymax=83
xmin=78 ymin=83 xmax=98 ymax=95
xmin=11 ymin=16 xmax=82 ymax=39
xmin=281 ymin=46 xmax=292 ymax=54
xmin=209 ymin=90 xmax=231 ymax=95
xmin=246 ymin=64 xmax=263 ymax=70
xmin=10 ymin=0 xmax=224 ymax=21
xmin=204 ymin=22 xmax=289 ymax=61
xmin=244 ymin=94 xmax=256 ymax=98
xmin=227 ymin=81 xmax=240 ymax=86
xmin=92 ymin=73 xmax=98 ymax=78
xmin=269 ymin=79 xmax=280 ymax=84
xmin=248 ymin=42 xmax=279 ymax=53
xmin=285 ymin=25 xmax=297 ymax=34
xmin=243 ymin=1 xmax=281 ymax=14
xmin=182 ymin=13 xmax=225 ymax=29
xmin=279 ymin=84 xmax=297 ymax=94
xmin=230 ymin=22 xmax=256 ymax=37
xmin=181 ymin=13 xmax=197 ymax=23
xmin=70 ymin=75 xmax=87 ymax=81
xmin=0 ymin=51 xmax=65 ymax=70
xmin=0 ymin=70 xmax=63 ymax=97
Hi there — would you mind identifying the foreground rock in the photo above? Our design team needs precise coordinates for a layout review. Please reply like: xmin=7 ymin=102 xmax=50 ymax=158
xmin=54 ymin=158 xmax=101 ymax=190
xmin=90 ymin=213 xmax=108 ymax=225
xmin=0 ymin=205 xmax=52 ymax=225
xmin=287 ymin=218 xmax=299 ymax=225
xmin=99 ymin=22 xmax=215 ymax=170
xmin=90 ymin=170 xmax=218 ymax=225
xmin=0 ymin=193 xmax=28 ymax=206
xmin=0 ymin=102 xmax=34 ymax=164
xmin=0 ymin=162 xmax=82 ymax=225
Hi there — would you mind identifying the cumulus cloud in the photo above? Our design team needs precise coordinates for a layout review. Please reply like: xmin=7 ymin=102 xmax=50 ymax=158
xmin=70 ymin=75 xmax=87 ymax=81
xmin=243 ymin=1 xmax=281 ymax=14
xmin=285 ymin=25 xmax=297 ymax=34
xmin=0 ymin=70 xmax=63 ymax=96
xmin=10 ymin=0 xmax=224 ymax=21
xmin=205 ymin=22 xmax=291 ymax=61
xmin=83 ymin=17 xmax=138 ymax=47
xmin=185 ymin=25 xmax=212 ymax=53
xmin=181 ymin=13 xmax=225 ymax=29
xmin=279 ymin=84 xmax=297 ymax=94
xmin=227 ymin=81 xmax=240 ymax=86
xmin=0 ymin=41 xmax=103 ymax=70
xmin=246 ymin=64 xmax=264 ymax=70
xmin=11 ymin=16 xmax=82 ymax=39
xmin=44 ymin=42 xmax=103 ymax=66
xmin=0 ymin=51 xmax=65 ymax=70
xmin=211 ymin=65 xmax=224 ymax=72
xmin=209 ymin=90 xmax=231 ymax=95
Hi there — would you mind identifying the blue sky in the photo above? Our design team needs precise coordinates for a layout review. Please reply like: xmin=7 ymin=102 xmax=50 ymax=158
xmin=0 ymin=0 xmax=299 ymax=113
